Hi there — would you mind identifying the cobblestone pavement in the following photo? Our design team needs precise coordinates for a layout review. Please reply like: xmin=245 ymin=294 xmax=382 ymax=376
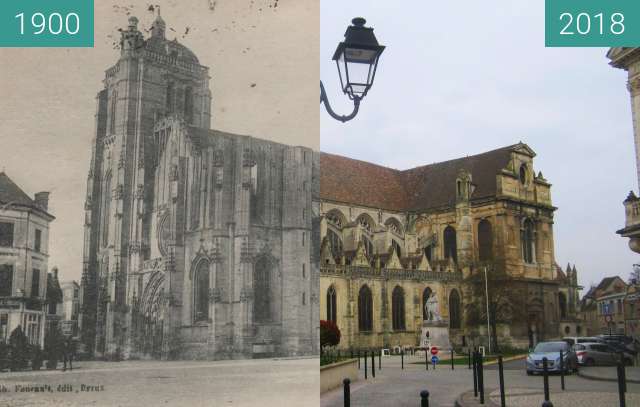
xmin=321 ymin=354 xmax=640 ymax=407
xmin=0 ymin=357 xmax=319 ymax=407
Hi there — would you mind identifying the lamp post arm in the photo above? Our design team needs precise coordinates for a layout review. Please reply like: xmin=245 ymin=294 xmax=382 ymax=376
xmin=320 ymin=81 xmax=360 ymax=123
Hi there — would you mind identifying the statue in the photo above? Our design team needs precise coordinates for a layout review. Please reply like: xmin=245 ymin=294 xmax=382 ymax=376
xmin=425 ymin=291 xmax=442 ymax=322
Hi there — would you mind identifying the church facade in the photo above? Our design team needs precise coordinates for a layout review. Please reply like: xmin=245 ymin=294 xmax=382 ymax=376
xmin=79 ymin=15 xmax=319 ymax=360
xmin=319 ymin=144 xmax=580 ymax=350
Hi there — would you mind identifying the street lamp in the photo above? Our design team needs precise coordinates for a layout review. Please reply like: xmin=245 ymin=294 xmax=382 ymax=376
xmin=321 ymin=17 xmax=385 ymax=122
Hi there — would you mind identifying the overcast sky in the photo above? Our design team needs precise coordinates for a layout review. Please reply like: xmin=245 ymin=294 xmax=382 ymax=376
xmin=320 ymin=1 xmax=638 ymax=289
xmin=0 ymin=0 xmax=318 ymax=283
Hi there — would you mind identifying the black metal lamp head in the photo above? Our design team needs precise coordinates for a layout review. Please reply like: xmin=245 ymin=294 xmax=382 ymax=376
xmin=332 ymin=18 xmax=385 ymax=100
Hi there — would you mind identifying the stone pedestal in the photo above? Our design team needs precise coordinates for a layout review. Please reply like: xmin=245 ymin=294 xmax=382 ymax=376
xmin=421 ymin=321 xmax=450 ymax=349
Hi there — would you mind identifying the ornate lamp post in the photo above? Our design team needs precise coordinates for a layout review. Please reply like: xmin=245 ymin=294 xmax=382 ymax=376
xmin=321 ymin=17 xmax=385 ymax=122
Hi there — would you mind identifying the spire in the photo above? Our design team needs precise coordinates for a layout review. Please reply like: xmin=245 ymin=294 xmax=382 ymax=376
xmin=152 ymin=7 xmax=166 ymax=39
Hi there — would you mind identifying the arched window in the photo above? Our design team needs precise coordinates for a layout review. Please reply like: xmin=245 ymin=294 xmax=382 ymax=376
xmin=254 ymin=257 xmax=271 ymax=323
xmin=391 ymin=240 xmax=402 ymax=258
xmin=478 ymin=219 xmax=493 ymax=262
xmin=327 ymin=285 xmax=337 ymax=323
xmin=194 ymin=260 xmax=210 ymax=323
xmin=559 ymin=292 xmax=567 ymax=319
xmin=422 ymin=287 xmax=432 ymax=321
xmin=449 ymin=289 xmax=461 ymax=329
xmin=184 ymin=87 xmax=194 ymax=123
xmin=385 ymin=218 xmax=403 ymax=235
xmin=109 ymin=91 xmax=117 ymax=134
xmin=362 ymin=236 xmax=374 ymax=257
xmin=519 ymin=164 xmax=528 ymax=185
xmin=101 ymin=172 xmax=112 ymax=247
xmin=326 ymin=210 xmax=345 ymax=229
xmin=521 ymin=219 xmax=535 ymax=264
xmin=327 ymin=229 xmax=343 ymax=257
xmin=392 ymin=286 xmax=406 ymax=331
xmin=443 ymin=226 xmax=457 ymax=263
xmin=358 ymin=285 xmax=373 ymax=331
xmin=357 ymin=214 xmax=374 ymax=233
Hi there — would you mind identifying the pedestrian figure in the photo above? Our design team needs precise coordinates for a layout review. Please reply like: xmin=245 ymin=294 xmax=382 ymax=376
xmin=62 ymin=337 xmax=75 ymax=372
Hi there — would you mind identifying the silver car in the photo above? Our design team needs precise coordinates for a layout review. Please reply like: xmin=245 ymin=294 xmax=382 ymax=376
xmin=574 ymin=342 xmax=631 ymax=366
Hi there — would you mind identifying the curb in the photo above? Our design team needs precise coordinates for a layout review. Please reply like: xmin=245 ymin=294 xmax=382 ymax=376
xmin=578 ymin=369 xmax=640 ymax=384
xmin=483 ymin=354 xmax=527 ymax=366
xmin=454 ymin=389 xmax=500 ymax=407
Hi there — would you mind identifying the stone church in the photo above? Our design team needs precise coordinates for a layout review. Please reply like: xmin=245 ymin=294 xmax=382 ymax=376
xmin=319 ymin=143 xmax=581 ymax=350
xmin=79 ymin=15 xmax=319 ymax=360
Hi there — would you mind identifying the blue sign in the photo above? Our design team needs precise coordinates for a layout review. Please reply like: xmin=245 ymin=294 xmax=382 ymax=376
xmin=431 ymin=355 xmax=439 ymax=364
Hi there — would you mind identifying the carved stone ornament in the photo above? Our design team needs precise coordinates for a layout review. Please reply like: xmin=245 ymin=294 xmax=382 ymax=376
xmin=242 ymin=148 xmax=256 ymax=167
xmin=239 ymin=288 xmax=253 ymax=302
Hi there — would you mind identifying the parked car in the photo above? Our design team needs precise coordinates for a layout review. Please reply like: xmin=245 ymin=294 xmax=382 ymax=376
xmin=597 ymin=335 xmax=638 ymax=355
xmin=575 ymin=343 xmax=633 ymax=366
xmin=526 ymin=341 xmax=577 ymax=375
xmin=561 ymin=337 xmax=604 ymax=347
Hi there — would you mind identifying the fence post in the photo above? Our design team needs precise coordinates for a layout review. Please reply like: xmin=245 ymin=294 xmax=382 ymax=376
xmin=617 ymin=362 xmax=626 ymax=407
xmin=425 ymin=348 xmax=429 ymax=371
xmin=343 ymin=378 xmax=351 ymax=407
xmin=478 ymin=352 xmax=485 ymax=404
xmin=498 ymin=355 xmax=505 ymax=407
xmin=379 ymin=349 xmax=381 ymax=370
xmin=542 ymin=357 xmax=550 ymax=402
xmin=357 ymin=350 xmax=360 ymax=369
xmin=473 ymin=351 xmax=478 ymax=398
xmin=420 ymin=390 xmax=430 ymax=407
xmin=364 ymin=350 xmax=368 ymax=380
xmin=401 ymin=349 xmax=404 ymax=370
xmin=559 ymin=349 xmax=565 ymax=391
xmin=468 ymin=350 xmax=472 ymax=369
xmin=371 ymin=350 xmax=375 ymax=378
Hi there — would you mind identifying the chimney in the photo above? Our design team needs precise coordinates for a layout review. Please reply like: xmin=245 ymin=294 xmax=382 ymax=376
xmin=34 ymin=192 xmax=49 ymax=211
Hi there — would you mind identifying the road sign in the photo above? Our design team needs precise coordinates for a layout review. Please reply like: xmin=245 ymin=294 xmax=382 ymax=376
xmin=431 ymin=355 xmax=439 ymax=365
xmin=430 ymin=346 xmax=438 ymax=355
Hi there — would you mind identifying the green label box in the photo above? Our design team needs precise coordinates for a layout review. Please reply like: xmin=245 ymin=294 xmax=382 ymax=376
xmin=546 ymin=0 xmax=640 ymax=47
xmin=0 ymin=0 xmax=93 ymax=47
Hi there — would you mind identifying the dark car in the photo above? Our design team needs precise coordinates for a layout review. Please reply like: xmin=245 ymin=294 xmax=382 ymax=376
xmin=575 ymin=343 xmax=633 ymax=366
xmin=526 ymin=341 xmax=578 ymax=375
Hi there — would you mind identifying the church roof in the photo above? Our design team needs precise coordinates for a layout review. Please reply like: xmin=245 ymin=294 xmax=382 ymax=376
xmin=0 ymin=172 xmax=35 ymax=208
xmin=320 ymin=144 xmax=523 ymax=212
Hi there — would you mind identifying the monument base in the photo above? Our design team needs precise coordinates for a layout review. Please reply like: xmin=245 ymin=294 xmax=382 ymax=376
xmin=421 ymin=322 xmax=450 ymax=350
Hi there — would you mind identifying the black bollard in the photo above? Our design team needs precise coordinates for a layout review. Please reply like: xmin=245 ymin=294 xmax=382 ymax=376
xmin=420 ymin=390 xmax=430 ymax=407
xmin=559 ymin=349 xmax=565 ymax=391
xmin=343 ymin=378 xmax=351 ymax=407
xmin=468 ymin=350 xmax=472 ymax=370
xmin=401 ymin=349 xmax=404 ymax=370
xmin=620 ymin=353 xmax=627 ymax=393
xmin=371 ymin=351 xmax=375 ymax=378
xmin=364 ymin=350 xmax=368 ymax=380
xmin=357 ymin=350 xmax=360 ymax=369
xmin=425 ymin=349 xmax=429 ymax=371
xmin=617 ymin=363 xmax=626 ymax=407
xmin=451 ymin=349 xmax=455 ymax=370
xmin=478 ymin=352 xmax=485 ymax=404
xmin=379 ymin=349 xmax=382 ymax=370
xmin=541 ymin=401 xmax=554 ymax=407
xmin=473 ymin=351 xmax=478 ymax=397
xmin=542 ymin=357 xmax=550 ymax=402
xmin=498 ymin=355 xmax=506 ymax=407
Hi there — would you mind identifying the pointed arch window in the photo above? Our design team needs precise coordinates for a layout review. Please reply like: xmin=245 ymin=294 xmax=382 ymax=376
xmin=559 ymin=292 xmax=567 ymax=319
xmin=422 ymin=287 xmax=432 ymax=321
xmin=362 ymin=236 xmax=374 ymax=257
xmin=358 ymin=285 xmax=373 ymax=332
xmin=392 ymin=286 xmax=406 ymax=331
xmin=194 ymin=260 xmax=210 ymax=323
xmin=101 ymin=172 xmax=112 ymax=247
xmin=443 ymin=226 xmax=457 ymax=263
xmin=327 ymin=285 xmax=337 ymax=323
xmin=391 ymin=240 xmax=402 ymax=258
xmin=521 ymin=218 xmax=535 ymax=264
xmin=478 ymin=219 xmax=493 ymax=262
xmin=449 ymin=289 xmax=461 ymax=329
xmin=254 ymin=257 xmax=271 ymax=323
xmin=327 ymin=229 xmax=343 ymax=257
xmin=184 ymin=86 xmax=194 ymax=123
xmin=109 ymin=91 xmax=117 ymax=134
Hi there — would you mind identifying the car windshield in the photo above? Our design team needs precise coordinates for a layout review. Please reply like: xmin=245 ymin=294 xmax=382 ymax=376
xmin=533 ymin=342 xmax=566 ymax=353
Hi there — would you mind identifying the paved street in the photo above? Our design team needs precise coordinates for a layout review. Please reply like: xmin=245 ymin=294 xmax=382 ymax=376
xmin=321 ymin=354 xmax=640 ymax=407
xmin=0 ymin=357 xmax=320 ymax=407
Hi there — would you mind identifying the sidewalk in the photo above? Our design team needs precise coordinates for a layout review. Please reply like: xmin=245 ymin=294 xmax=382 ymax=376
xmin=577 ymin=366 xmax=640 ymax=384
xmin=456 ymin=387 xmax=640 ymax=407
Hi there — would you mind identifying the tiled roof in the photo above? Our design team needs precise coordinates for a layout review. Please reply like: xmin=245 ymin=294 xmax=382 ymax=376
xmin=0 ymin=172 xmax=36 ymax=207
xmin=320 ymin=144 xmax=519 ymax=212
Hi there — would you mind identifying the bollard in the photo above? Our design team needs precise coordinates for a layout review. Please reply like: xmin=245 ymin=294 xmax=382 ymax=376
xmin=371 ymin=350 xmax=375 ymax=378
xmin=420 ymin=390 xmax=430 ymax=407
xmin=617 ymin=363 xmax=626 ymax=407
xmin=468 ymin=350 xmax=472 ymax=370
xmin=620 ymin=353 xmax=627 ymax=393
xmin=425 ymin=348 xmax=429 ymax=371
xmin=379 ymin=349 xmax=382 ymax=370
xmin=343 ymin=378 xmax=351 ymax=407
xmin=478 ymin=352 xmax=485 ymax=404
xmin=559 ymin=349 xmax=565 ymax=391
xmin=451 ymin=349 xmax=455 ymax=370
xmin=364 ymin=350 xmax=368 ymax=380
xmin=498 ymin=355 xmax=506 ymax=407
xmin=541 ymin=401 xmax=554 ymax=407
xmin=472 ymin=351 xmax=478 ymax=397
xmin=357 ymin=350 xmax=360 ymax=369
xmin=401 ymin=349 xmax=404 ymax=370
xmin=542 ymin=357 xmax=550 ymax=402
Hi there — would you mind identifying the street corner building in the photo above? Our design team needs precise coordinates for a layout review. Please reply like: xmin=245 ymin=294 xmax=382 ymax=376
xmin=318 ymin=143 xmax=581 ymax=350
xmin=79 ymin=15 xmax=320 ymax=361
xmin=0 ymin=172 xmax=54 ymax=346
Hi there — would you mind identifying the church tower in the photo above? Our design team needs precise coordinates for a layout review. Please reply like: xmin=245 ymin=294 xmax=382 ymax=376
xmin=81 ymin=13 xmax=212 ymax=358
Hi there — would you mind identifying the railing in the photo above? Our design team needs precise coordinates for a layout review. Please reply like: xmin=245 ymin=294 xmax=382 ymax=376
xmin=320 ymin=264 xmax=463 ymax=282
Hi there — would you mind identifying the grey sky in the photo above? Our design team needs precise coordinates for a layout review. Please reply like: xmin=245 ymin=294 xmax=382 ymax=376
xmin=0 ymin=0 xmax=318 ymax=283
xmin=320 ymin=1 xmax=637 ymax=290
